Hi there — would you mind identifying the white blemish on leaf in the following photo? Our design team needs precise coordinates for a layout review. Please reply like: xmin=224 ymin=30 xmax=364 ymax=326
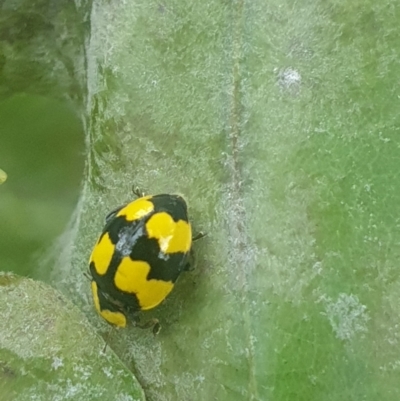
xmin=102 ymin=366 xmax=113 ymax=378
xmin=51 ymin=356 xmax=64 ymax=370
xmin=276 ymin=67 xmax=302 ymax=91
xmin=320 ymin=293 xmax=370 ymax=340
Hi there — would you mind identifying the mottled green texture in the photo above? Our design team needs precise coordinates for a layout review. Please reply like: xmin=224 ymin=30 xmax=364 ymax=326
xmin=0 ymin=0 xmax=88 ymax=102
xmin=0 ymin=0 xmax=87 ymax=278
xmin=0 ymin=273 xmax=145 ymax=401
xmin=4 ymin=0 xmax=399 ymax=400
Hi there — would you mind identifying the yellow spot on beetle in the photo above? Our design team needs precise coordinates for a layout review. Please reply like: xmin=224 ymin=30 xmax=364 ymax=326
xmin=146 ymin=212 xmax=192 ymax=254
xmin=90 ymin=232 xmax=114 ymax=275
xmin=117 ymin=197 xmax=154 ymax=222
xmin=114 ymin=257 xmax=174 ymax=310
xmin=91 ymin=281 xmax=127 ymax=327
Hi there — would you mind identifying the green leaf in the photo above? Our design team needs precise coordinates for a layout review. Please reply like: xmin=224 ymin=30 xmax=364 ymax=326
xmin=0 ymin=274 xmax=145 ymax=401
xmin=5 ymin=0 xmax=399 ymax=400
xmin=0 ymin=0 xmax=87 ymax=101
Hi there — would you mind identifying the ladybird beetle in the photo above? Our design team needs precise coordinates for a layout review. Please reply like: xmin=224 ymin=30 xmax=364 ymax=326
xmin=89 ymin=192 xmax=203 ymax=333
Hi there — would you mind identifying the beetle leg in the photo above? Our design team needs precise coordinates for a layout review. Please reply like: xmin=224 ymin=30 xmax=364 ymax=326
xmin=132 ymin=185 xmax=146 ymax=198
xmin=184 ymin=231 xmax=206 ymax=271
xmin=183 ymin=248 xmax=195 ymax=271
xmin=105 ymin=204 xmax=126 ymax=224
xmin=104 ymin=186 xmax=146 ymax=224
xmin=134 ymin=317 xmax=161 ymax=336
xmin=192 ymin=231 xmax=207 ymax=241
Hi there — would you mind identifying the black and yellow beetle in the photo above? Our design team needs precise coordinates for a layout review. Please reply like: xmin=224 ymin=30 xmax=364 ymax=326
xmin=89 ymin=191 xmax=203 ymax=333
